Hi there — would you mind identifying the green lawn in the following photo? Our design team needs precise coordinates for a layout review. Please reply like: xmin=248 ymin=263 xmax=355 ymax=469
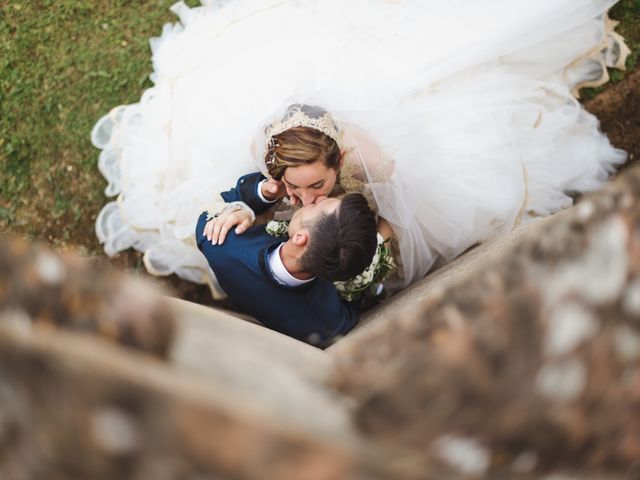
xmin=581 ymin=0 xmax=640 ymax=99
xmin=0 ymin=0 xmax=199 ymax=256
xmin=612 ymin=0 xmax=640 ymax=71
xmin=1 ymin=0 xmax=639 ymax=263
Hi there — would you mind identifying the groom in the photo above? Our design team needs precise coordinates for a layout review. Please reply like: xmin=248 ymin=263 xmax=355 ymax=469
xmin=195 ymin=173 xmax=377 ymax=348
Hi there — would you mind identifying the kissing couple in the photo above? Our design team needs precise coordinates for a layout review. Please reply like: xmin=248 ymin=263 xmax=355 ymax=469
xmin=196 ymin=171 xmax=380 ymax=349
xmin=195 ymin=105 xmax=403 ymax=348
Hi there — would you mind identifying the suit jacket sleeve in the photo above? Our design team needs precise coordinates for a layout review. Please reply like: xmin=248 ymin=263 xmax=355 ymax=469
xmin=220 ymin=172 xmax=276 ymax=215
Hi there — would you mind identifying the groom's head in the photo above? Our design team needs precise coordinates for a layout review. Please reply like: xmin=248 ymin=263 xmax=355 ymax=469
xmin=287 ymin=193 xmax=377 ymax=281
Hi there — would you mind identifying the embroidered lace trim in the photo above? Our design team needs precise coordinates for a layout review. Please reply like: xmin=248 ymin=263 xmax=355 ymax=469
xmin=264 ymin=105 xmax=343 ymax=154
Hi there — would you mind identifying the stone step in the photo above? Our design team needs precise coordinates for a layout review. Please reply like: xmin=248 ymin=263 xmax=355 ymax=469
xmin=166 ymin=297 xmax=355 ymax=443
xmin=0 ymin=321 xmax=364 ymax=480
xmin=168 ymin=297 xmax=332 ymax=384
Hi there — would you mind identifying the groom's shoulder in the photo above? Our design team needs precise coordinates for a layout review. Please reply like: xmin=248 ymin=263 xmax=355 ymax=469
xmin=200 ymin=222 xmax=274 ymax=264
xmin=225 ymin=225 xmax=276 ymax=255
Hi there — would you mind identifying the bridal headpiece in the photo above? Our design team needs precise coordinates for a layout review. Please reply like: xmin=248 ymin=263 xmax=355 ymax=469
xmin=264 ymin=104 xmax=342 ymax=169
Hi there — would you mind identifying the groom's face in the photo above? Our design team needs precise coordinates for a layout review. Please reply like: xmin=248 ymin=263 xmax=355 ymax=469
xmin=288 ymin=197 xmax=340 ymax=237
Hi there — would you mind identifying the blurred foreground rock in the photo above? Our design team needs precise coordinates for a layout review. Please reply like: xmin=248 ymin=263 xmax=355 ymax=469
xmin=333 ymin=165 xmax=640 ymax=478
xmin=2 ymin=164 xmax=640 ymax=478
xmin=0 ymin=235 xmax=175 ymax=357
xmin=0 ymin=239 xmax=368 ymax=480
xmin=0 ymin=324 xmax=364 ymax=480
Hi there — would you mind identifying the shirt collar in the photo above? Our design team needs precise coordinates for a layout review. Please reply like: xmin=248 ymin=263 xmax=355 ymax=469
xmin=268 ymin=243 xmax=315 ymax=287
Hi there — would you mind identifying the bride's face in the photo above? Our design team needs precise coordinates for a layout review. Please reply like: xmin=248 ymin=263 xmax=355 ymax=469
xmin=282 ymin=161 xmax=339 ymax=206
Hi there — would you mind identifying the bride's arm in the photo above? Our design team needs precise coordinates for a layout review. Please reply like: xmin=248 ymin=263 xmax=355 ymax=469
xmin=377 ymin=217 xmax=394 ymax=243
xmin=341 ymin=125 xmax=395 ymax=241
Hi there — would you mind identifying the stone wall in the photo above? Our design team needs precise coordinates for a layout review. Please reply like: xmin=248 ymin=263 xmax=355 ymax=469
xmin=333 ymin=165 xmax=640 ymax=478
xmin=0 ymin=235 xmax=175 ymax=357
xmin=0 ymin=324 xmax=365 ymax=480
xmin=0 ymin=236 xmax=367 ymax=480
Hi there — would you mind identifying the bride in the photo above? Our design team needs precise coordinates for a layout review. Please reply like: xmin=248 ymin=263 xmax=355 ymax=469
xmin=92 ymin=0 xmax=629 ymax=297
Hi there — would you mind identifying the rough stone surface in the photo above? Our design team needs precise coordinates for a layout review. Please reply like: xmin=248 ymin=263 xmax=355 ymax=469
xmin=330 ymin=216 xmax=544 ymax=352
xmin=167 ymin=298 xmax=357 ymax=444
xmin=0 ymin=323 xmax=366 ymax=480
xmin=333 ymin=165 xmax=640 ymax=478
xmin=0 ymin=235 xmax=175 ymax=358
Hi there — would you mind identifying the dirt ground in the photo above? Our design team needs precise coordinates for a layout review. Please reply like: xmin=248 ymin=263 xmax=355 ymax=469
xmin=585 ymin=68 xmax=640 ymax=173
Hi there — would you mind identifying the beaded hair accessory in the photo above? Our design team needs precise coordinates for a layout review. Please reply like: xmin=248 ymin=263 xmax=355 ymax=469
xmin=264 ymin=104 xmax=342 ymax=168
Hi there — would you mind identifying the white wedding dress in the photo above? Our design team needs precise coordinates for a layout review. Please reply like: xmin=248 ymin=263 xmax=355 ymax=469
xmin=92 ymin=0 xmax=628 ymax=293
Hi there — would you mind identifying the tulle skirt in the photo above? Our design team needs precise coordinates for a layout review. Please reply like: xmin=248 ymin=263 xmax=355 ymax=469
xmin=92 ymin=0 xmax=628 ymax=292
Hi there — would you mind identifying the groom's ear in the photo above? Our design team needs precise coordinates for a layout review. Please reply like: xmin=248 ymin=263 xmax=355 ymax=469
xmin=291 ymin=229 xmax=309 ymax=248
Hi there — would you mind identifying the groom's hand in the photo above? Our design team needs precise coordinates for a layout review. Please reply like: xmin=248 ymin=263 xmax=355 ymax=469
xmin=262 ymin=176 xmax=302 ymax=206
xmin=204 ymin=209 xmax=253 ymax=245
xmin=288 ymin=192 xmax=302 ymax=207
xmin=261 ymin=177 xmax=287 ymax=201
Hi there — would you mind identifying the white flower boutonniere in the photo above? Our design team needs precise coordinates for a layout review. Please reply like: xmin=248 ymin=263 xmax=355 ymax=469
xmin=265 ymin=220 xmax=290 ymax=237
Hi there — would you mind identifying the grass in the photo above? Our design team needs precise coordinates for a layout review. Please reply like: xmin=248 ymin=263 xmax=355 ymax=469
xmin=0 ymin=0 xmax=198 ymax=255
xmin=580 ymin=0 xmax=640 ymax=99
xmin=1 ymin=0 xmax=639 ymax=263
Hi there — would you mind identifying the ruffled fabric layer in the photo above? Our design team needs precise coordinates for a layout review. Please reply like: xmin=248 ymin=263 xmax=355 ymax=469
xmin=92 ymin=0 xmax=628 ymax=292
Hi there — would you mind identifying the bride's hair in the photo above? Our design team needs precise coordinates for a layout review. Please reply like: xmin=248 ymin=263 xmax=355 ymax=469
xmin=265 ymin=127 xmax=341 ymax=180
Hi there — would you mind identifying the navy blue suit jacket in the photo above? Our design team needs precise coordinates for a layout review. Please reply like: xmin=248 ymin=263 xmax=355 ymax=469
xmin=196 ymin=173 xmax=359 ymax=347
xmin=219 ymin=172 xmax=274 ymax=215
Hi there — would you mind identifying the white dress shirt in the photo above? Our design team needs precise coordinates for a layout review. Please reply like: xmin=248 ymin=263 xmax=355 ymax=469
xmin=268 ymin=243 xmax=315 ymax=287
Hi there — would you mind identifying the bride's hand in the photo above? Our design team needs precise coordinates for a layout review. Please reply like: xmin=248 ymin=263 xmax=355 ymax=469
xmin=204 ymin=209 xmax=253 ymax=245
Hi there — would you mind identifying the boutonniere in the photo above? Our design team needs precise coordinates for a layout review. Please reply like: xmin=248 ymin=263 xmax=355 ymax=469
xmin=265 ymin=220 xmax=290 ymax=237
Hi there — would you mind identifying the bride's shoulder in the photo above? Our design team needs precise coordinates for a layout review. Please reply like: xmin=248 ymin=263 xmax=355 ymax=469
xmin=340 ymin=124 xmax=394 ymax=185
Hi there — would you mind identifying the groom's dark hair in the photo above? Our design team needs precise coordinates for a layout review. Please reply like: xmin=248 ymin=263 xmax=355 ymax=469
xmin=300 ymin=193 xmax=378 ymax=282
